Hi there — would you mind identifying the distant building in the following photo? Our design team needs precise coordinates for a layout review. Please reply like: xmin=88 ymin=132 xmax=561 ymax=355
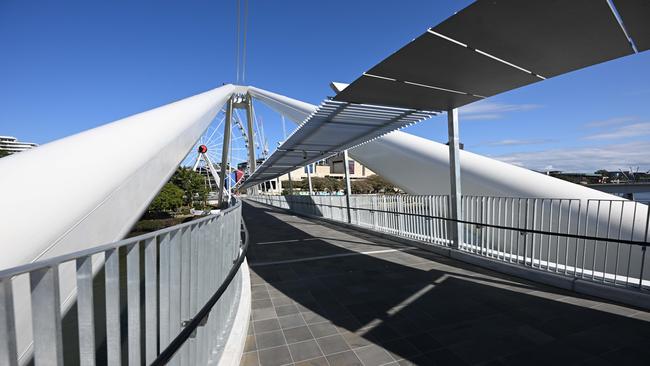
xmin=0 ymin=136 xmax=38 ymax=155
xmin=254 ymin=153 xmax=376 ymax=193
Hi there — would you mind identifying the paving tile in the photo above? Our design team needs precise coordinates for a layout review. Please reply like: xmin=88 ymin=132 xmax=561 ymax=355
xmin=258 ymin=345 xmax=293 ymax=366
xmin=241 ymin=351 xmax=259 ymax=366
xmin=244 ymin=334 xmax=257 ymax=352
xmin=294 ymin=356 xmax=329 ymax=366
xmin=256 ymin=330 xmax=286 ymax=349
xmin=288 ymin=339 xmax=324 ymax=362
xmin=326 ymin=350 xmax=363 ymax=366
xmin=252 ymin=307 xmax=277 ymax=321
xmin=308 ymin=322 xmax=339 ymax=338
xmin=279 ymin=313 xmax=307 ymax=329
xmin=283 ymin=325 xmax=314 ymax=343
xmin=252 ymin=299 xmax=274 ymax=309
xmin=316 ymin=334 xmax=351 ymax=355
xmin=340 ymin=331 xmax=373 ymax=349
xmin=302 ymin=311 xmax=329 ymax=325
xmin=271 ymin=296 xmax=294 ymax=306
xmin=252 ymin=291 xmax=271 ymax=300
xmin=354 ymin=344 xmax=395 ymax=366
xmin=276 ymin=303 xmax=300 ymax=316
xmin=254 ymin=318 xmax=281 ymax=334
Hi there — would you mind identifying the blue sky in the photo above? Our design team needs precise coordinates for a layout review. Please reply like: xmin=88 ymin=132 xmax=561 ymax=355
xmin=1 ymin=0 xmax=649 ymax=172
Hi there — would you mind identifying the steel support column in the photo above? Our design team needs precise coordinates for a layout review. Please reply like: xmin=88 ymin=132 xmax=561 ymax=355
xmin=343 ymin=150 xmax=352 ymax=223
xmin=218 ymin=97 xmax=234 ymax=208
xmin=307 ymin=163 xmax=314 ymax=195
xmin=245 ymin=94 xmax=257 ymax=195
xmin=447 ymin=108 xmax=463 ymax=248
xmin=287 ymin=172 xmax=294 ymax=195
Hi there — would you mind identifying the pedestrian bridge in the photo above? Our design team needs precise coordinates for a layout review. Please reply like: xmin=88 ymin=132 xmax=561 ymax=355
xmin=2 ymin=1 xmax=650 ymax=364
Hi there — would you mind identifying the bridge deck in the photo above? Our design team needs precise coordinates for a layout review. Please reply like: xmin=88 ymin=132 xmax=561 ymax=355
xmin=240 ymin=200 xmax=650 ymax=366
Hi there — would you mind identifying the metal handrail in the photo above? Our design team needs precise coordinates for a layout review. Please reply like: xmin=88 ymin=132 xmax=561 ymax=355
xmin=250 ymin=194 xmax=649 ymax=290
xmin=0 ymin=199 xmax=245 ymax=366
xmin=271 ymin=198 xmax=650 ymax=247
xmin=0 ymin=202 xmax=242 ymax=279
xmin=152 ymin=217 xmax=250 ymax=365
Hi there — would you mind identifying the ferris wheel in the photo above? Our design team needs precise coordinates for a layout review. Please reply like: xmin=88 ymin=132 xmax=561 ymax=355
xmin=181 ymin=106 xmax=268 ymax=198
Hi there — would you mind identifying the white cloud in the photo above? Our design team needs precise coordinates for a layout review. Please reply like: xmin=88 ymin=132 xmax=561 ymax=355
xmin=492 ymin=141 xmax=650 ymax=172
xmin=583 ymin=122 xmax=650 ymax=140
xmin=484 ymin=139 xmax=552 ymax=146
xmin=460 ymin=101 xmax=541 ymax=121
xmin=583 ymin=116 xmax=638 ymax=128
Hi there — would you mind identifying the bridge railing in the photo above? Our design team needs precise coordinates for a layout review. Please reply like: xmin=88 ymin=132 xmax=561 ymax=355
xmin=0 ymin=200 xmax=246 ymax=366
xmin=249 ymin=194 xmax=649 ymax=292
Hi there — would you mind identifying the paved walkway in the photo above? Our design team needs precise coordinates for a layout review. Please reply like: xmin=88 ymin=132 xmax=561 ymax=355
xmin=240 ymin=200 xmax=650 ymax=366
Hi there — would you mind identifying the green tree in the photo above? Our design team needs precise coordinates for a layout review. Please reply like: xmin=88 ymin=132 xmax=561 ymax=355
xmin=282 ymin=179 xmax=305 ymax=190
xmin=171 ymin=167 xmax=209 ymax=208
xmin=366 ymin=174 xmax=398 ymax=193
xmin=0 ymin=150 xmax=9 ymax=158
xmin=311 ymin=177 xmax=327 ymax=192
xmin=148 ymin=183 xmax=184 ymax=212
xmin=351 ymin=179 xmax=373 ymax=194
xmin=324 ymin=177 xmax=343 ymax=192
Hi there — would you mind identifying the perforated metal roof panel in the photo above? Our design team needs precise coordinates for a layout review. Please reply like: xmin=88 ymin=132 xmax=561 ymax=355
xmin=243 ymin=100 xmax=435 ymax=187
xmin=613 ymin=0 xmax=650 ymax=51
xmin=433 ymin=0 xmax=634 ymax=77
xmin=366 ymin=32 xmax=542 ymax=98
xmin=334 ymin=75 xmax=481 ymax=111
xmin=336 ymin=0 xmax=639 ymax=111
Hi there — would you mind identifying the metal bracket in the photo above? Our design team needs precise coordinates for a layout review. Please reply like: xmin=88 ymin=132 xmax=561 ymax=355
xmin=181 ymin=314 xmax=210 ymax=339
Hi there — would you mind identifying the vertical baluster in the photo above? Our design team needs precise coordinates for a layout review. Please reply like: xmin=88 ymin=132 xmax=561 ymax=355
xmin=144 ymin=237 xmax=158 ymax=364
xmin=639 ymin=208 xmax=649 ymax=289
xmin=581 ymin=201 xmax=591 ymax=278
xmin=76 ymin=255 xmax=96 ymax=366
xmin=30 ymin=265 xmax=64 ymax=366
xmin=180 ymin=227 xmax=191 ymax=365
xmin=105 ymin=248 xmax=121 ymax=366
xmin=555 ymin=200 xmax=562 ymax=272
xmin=189 ymin=224 xmax=199 ymax=365
xmin=519 ymin=199 xmax=526 ymax=265
xmin=169 ymin=229 xmax=182 ymax=366
xmin=159 ymin=233 xmax=171 ymax=350
xmin=625 ymin=203 xmax=638 ymax=286
xmin=541 ymin=199 xmax=548 ymax=270
xmin=602 ymin=201 xmax=613 ymax=283
xmin=126 ymin=243 xmax=141 ymax=366
xmin=613 ymin=202 xmax=625 ymax=285
xmin=565 ymin=200 xmax=574 ymax=275
xmin=592 ymin=201 xmax=603 ymax=280
xmin=497 ymin=197 xmax=503 ymax=260
xmin=0 ymin=278 xmax=18 ymax=366
xmin=509 ymin=197 xmax=515 ymax=261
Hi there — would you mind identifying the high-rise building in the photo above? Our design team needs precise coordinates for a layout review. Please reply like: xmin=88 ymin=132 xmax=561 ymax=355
xmin=0 ymin=136 xmax=38 ymax=155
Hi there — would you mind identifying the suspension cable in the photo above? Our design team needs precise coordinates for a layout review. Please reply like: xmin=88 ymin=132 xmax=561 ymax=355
xmin=235 ymin=0 xmax=241 ymax=83
xmin=241 ymin=0 xmax=249 ymax=82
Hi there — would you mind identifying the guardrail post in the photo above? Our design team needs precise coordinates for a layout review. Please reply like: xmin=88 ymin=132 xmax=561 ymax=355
xmin=343 ymin=150 xmax=352 ymax=223
xmin=0 ymin=279 xmax=18 ymax=366
xmin=447 ymin=108 xmax=463 ymax=248
xmin=30 ymin=266 xmax=64 ymax=366
xmin=218 ymin=97 xmax=234 ymax=208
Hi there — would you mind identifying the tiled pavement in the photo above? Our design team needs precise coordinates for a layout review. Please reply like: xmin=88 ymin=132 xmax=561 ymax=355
xmin=240 ymin=200 xmax=650 ymax=366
